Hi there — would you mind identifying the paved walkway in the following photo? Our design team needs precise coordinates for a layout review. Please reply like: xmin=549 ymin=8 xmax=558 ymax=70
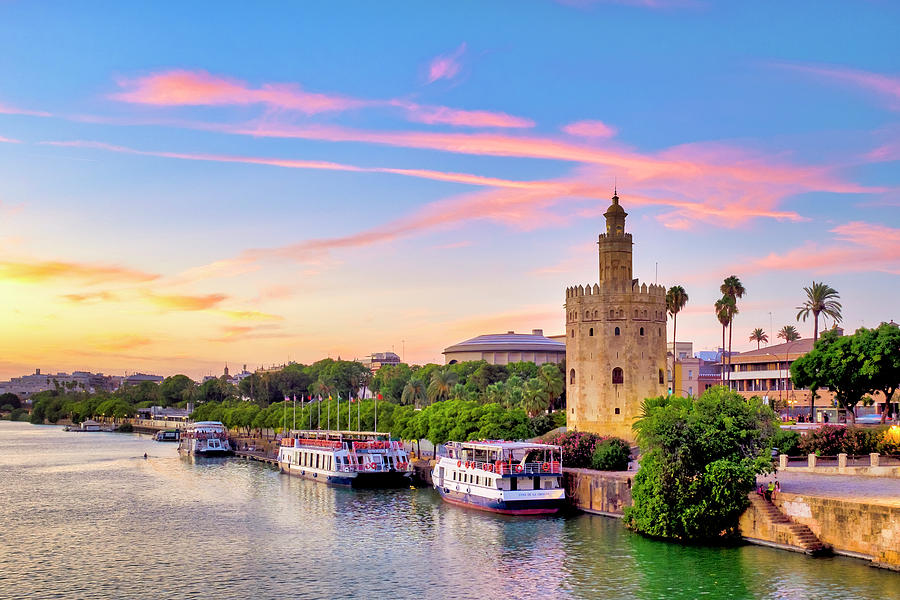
xmin=760 ymin=471 xmax=900 ymax=508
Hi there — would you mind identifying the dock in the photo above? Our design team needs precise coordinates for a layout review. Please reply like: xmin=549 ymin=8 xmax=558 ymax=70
xmin=234 ymin=449 xmax=279 ymax=466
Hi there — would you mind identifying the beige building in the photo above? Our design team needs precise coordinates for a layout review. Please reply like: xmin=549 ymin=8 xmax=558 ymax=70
xmin=565 ymin=193 xmax=668 ymax=441
xmin=442 ymin=329 xmax=565 ymax=365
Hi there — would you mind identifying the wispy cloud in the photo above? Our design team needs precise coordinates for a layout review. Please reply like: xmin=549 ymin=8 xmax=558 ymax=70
xmin=0 ymin=260 xmax=158 ymax=285
xmin=562 ymin=120 xmax=617 ymax=138
xmin=0 ymin=102 xmax=53 ymax=118
xmin=772 ymin=62 xmax=900 ymax=111
xmin=142 ymin=291 xmax=228 ymax=311
xmin=743 ymin=221 xmax=900 ymax=275
xmin=61 ymin=291 xmax=118 ymax=303
xmin=217 ymin=309 xmax=284 ymax=321
xmin=111 ymin=69 xmax=532 ymax=129
xmin=91 ymin=335 xmax=153 ymax=352
xmin=0 ymin=135 xmax=21 ymax=144
xmin=426 ymin=43 xmax=466 ymax=84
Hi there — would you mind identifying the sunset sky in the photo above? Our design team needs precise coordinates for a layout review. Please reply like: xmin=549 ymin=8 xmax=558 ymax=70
xmin=1 ymin=1 xmax=898 ymax=380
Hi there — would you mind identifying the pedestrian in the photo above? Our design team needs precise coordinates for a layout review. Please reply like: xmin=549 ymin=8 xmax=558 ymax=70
xmin=765 ymin=481 xmax=775 ymax=501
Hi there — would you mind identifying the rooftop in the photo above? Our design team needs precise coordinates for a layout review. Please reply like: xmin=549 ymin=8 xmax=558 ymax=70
xmin=443 ymin=329 xmax=565 ymax=355
xmin=731 ymin=338 xmax=814 ymax=362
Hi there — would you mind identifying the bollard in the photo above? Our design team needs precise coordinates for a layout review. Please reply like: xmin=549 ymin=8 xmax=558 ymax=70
xmin=779 ymin=454 xmax=788 ymax=469
xmin=837 ymin=453 xmax=847 ymax=469
xmin=870 ymin=453 xmax=880 ymax=467
xmin=808 ymin=453 xmax=817 ymax=468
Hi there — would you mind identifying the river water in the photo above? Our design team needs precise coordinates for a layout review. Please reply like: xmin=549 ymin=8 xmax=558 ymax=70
xmin=1 ymin=421 xmax=897 ymax=600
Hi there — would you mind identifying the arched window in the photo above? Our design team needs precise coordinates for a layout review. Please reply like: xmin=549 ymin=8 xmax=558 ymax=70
xmin=614 ymin=327 xmax=620 ymax=336
xmin=589 ymin=327 xmax=594 ymax=336
xmin=659 ymin=369 xmax=664 ymax=385
xmin=593 ymin=310 xmax=598 ymax=319
xmin=571 ymin=329 xmax=575 ymax=337
xmin=569 ymin=369 xmax=576 ymax=385
xmin=612 ymin=367 xmax=624 ymax=385
xmin=640 ymin=327 xmax=645 ymax=336
xmin=634 ymin=309 xmax=638 ymax=318
xmin=609 ymin=309 xmax=615 ymax=319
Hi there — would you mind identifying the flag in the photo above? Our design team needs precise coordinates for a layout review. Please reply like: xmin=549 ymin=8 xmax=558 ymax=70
xmin=284 ymin=396 xmax=290 ymax=403
xmin=377 ymin=393 xmax=383 ymax=400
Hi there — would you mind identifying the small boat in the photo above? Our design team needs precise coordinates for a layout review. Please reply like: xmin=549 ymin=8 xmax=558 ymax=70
xmin=277 ymin=430 xmax=412 ymax=488
xmin=154 ymin=429 xmax=181 ymax=442
xmin=177 ymin=421 xmax=233 ymax=456
xmin=432 ymin=441 xmax=566 ymax=515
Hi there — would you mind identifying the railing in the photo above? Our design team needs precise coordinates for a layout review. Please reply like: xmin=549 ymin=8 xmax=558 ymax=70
xmin=283 ymin=438 xmax=343 ymax=449
xmin=449 ymin=460 xmax=562 ymax=475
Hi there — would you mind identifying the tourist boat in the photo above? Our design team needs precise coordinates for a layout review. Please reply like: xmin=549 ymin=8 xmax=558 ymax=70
xmin=432 ymin=441 xmax=566 ymax=515
xmin=177 ymin=421 xmax=233 ymax=456
xmin=277 ymin=430 xmax=412 ymax=488
xmin=154 ymin=429 xmax=180 ymax=442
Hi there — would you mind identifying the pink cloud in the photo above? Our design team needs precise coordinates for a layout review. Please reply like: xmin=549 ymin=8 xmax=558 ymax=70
xmin=773 ymin=62 xmax=900 ymax=110
xmin=112 ymin=70 xmax=366 ymax=114
xmin=0 ymin=102 xmax=53 ymax=117
xmin=562 ymin=120 xmax=617 ymax=138
xmin=0 ymin=135 xmax=20 ymax=143
xmin=744 ymin=222 xmax=900 ymax=275
xmin=427 ymin=43 xmax=466 ymax=83
xmin=111 ymin=69 xmax=532 ymax=129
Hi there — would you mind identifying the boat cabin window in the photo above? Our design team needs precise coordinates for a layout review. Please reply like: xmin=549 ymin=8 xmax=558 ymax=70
xmin=509 ymin=477 xmax=518 ymax=491
xmin=532 ymin=476 xmax=540 ymax=490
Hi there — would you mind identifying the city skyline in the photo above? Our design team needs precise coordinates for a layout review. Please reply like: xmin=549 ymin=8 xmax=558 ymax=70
xmin=1 ymin=1 xmax=898 ymax=380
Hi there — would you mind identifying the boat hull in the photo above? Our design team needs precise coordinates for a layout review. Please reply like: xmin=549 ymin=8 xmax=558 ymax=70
xmin=435 ymin=486 xmax=563 ymax=515
xmin=280 ymin=463 xmax=411 ymax=488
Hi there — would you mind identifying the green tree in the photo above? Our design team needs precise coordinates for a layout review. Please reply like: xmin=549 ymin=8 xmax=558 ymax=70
xmin=666 ymin=285 xmax=689 ymax=389
xmin=791 ymin=329 xmax=872 ymax=424
xmin=859 ymin=324 xmax=900 ymax=423
xmin=795 ymin=281 xmax=842 ymax=342
xmin=522 ymin=378 xmax=549 ymax=417
xmin=624 ymin=387 xmax=775 ymax=541
xmin=400 ymin=379 xmax=426 ymax=409
xmin=538 ymin=363 xmax=564 ymax=410
xmin=778 ymin=325 xmax=800 ymax=343
xmin=720 ymin=276 xmax=745 ymax=385
xmin=749 ymin=328 xmax=768 ymax=350
xmin=426 ymin=369 xmax=458 ymax=404
xmin=0 ymin=392 xmax=21 ymax=410
xmin=159 ymin=375 xmax=195 ymax=406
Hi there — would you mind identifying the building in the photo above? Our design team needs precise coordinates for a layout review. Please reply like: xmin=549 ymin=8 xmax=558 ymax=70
xmin=0 ymin=369 xmax=118 ymax=400
xmin=565 ymin=192 xmax=668 ymax=441
xmin=122 ymin=373 xmax=164 ymax=386
xmin=361 ymin=352 xmax=401 ymax=372
xmin=442 ymin=329 xmax=565 ymax=366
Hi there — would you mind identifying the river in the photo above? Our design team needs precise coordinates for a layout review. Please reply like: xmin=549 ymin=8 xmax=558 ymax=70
xmin=1 ymin=421 xmax=897 ymax=599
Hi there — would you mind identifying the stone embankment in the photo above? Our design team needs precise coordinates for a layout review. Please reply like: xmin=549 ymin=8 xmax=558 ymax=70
xmin=739 ymin=494 xmax=827 ymax=555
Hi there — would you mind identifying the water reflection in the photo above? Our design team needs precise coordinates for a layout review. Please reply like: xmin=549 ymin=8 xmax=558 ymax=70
xmin=1 ymin=421 xmax=898 ymax=600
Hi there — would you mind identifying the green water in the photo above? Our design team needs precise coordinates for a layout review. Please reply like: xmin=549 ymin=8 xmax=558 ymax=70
xmin=1 ymin=421 xmax=896 ymax=599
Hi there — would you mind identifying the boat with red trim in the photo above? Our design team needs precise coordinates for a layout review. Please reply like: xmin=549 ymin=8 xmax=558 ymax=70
xmin=177 ymin=421 xmax=233 ymax=456
xmin=277 ymin=430 xmax=412 ymax=488
xmin=431 ymin=441 xmax=565 ymax=515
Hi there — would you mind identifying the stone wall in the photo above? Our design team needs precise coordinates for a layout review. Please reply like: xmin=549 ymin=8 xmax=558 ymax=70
xmin=562 ymin=468 xmax=633 ymax=516
xmin=774 ymin=492 xmax=900 ymax=570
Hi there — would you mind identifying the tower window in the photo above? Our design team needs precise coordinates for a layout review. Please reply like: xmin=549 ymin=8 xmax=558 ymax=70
xmin=609 ymin=309 xmax=615 ymax=319
xmin=640 ymin=327 xmax=645 ymax=336
xmin=571 ymin=330 xmax=575 ymax=337
xmin=614 ymin=407 xmax=620 ymax=415
xmin=589 ymin=327 xmax=594 ymax=336
xmin=612 ymin=368 xmax=624 ymax=385
xmin=659 ymin=369 xmax=664 ymax=385
xmin=614 ymin=327 xmax=620 ymax=336
xmin=570 ymin=369 xmax=576 ymax=385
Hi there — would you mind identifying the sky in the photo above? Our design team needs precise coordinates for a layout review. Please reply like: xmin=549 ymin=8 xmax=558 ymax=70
xmin=0 ymin=1 xmax=898 ymax=380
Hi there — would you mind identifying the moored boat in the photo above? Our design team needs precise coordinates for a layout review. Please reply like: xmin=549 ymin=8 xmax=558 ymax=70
xmin=277 ymin=430 xmax=412 ymax=488
xmin=177 ymin=421 xmax=233 ymax=456
xmin=154 ymin=429 xmax=181 ymax=442
xmin=432 ymin=441 xmax=565 ymax=515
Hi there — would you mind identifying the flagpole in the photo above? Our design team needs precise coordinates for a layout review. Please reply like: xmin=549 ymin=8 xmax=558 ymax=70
xmin=348 ymin=393 xmax=351 ymax=431
xmin=317 ymin=395 xmax=320 ymax=429
xmin=374 ymin=394 xmax=377 ymax=434
xmin=327 ymin=398 xmax=331 ymax=431
xmin=293 ymin=395 xmax=296 ymax=431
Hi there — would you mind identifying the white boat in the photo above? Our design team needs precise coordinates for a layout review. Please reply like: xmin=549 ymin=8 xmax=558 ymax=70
xmin=277 ymin=430 xmax=412 ymax=488
xmin=432 ymin=441 xmax=566 ymax=515
xmin=177 ymin=421 xmax=233 ymax=456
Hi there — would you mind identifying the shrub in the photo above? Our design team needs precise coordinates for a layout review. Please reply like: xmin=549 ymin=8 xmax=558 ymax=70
xmin=877 ymin=428 xmax=900 ymax=456
xmin=544 ymin=430 xmax=605 ymax=468
xmin=797 ymin=425 xmax=847 ymax=456
xmin=591 ymin=438 xmax=631 ymax=471
xmin=116 ymin=423 xmax=134 ymax=433
xmin=842 ymin=427 xmax=881 ymax=455
xmin=771 ymin=428 xmax=801 ymax=456
xmin=529 ymin=413 xmax=557 ymax=437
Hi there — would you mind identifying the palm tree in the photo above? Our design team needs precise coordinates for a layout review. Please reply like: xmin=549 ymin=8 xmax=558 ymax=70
xmin=749 ymin=328 xmax=768 ymax=350
xmin=537 ymin=364 xmax=564 ymax=410
xmin=666 ymin=285 xmax=689 ymax=392
xmin=720 ymin=276 xmax=745 ymax=385
xmin=777 ymin=325 xmax=800 ymax=343
xmin=715 ymin=296 xmax=735 ymax=386
xmin=426 ymin=369 xmax=458 ymax=404
xmin=522 ymin=378 xmax=550 ymax=417
xmin=796 ymin=281 xmax=842 ymax=342
xmin=401 ymin=379 xmax=426 ymax=409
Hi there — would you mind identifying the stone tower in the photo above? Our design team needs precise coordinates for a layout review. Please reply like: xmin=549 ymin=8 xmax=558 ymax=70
xmin=564 ymin=192 xmax=667 ymax=442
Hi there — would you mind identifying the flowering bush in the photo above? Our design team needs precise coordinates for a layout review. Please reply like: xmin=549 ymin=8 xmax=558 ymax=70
xmin=879 ymin=428 xmax=900 ymax=456
xmin=543 ymin=431 xmax=629 ymax=468
xmin=797 ymin=425 xmax=892 ymax=456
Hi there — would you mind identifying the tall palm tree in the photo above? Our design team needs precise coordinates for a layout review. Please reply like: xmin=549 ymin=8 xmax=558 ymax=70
xmin=401 ymin=379 xmax=426 ymax=409
xmin=777 ymin=325 xmax=800 ymax=343
xmin=749 ymin=328 xmax=768 ymax=350
xmin=720 ymin=276 xmax=745 ymax=385
xmin=666 ymin=285 xmax=689 ymax=392
xmin=426 ymin=369 xmax=458 ymax=404
xmin=538 ymin=363 xmax=564 ymax=410
xmin=796 ymin=281 xmax=842 ymax=342
xmin=715 ymin=296 xmax=735 ymax=386
xmin=522 ymin=378 xmax=550 ymax=417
